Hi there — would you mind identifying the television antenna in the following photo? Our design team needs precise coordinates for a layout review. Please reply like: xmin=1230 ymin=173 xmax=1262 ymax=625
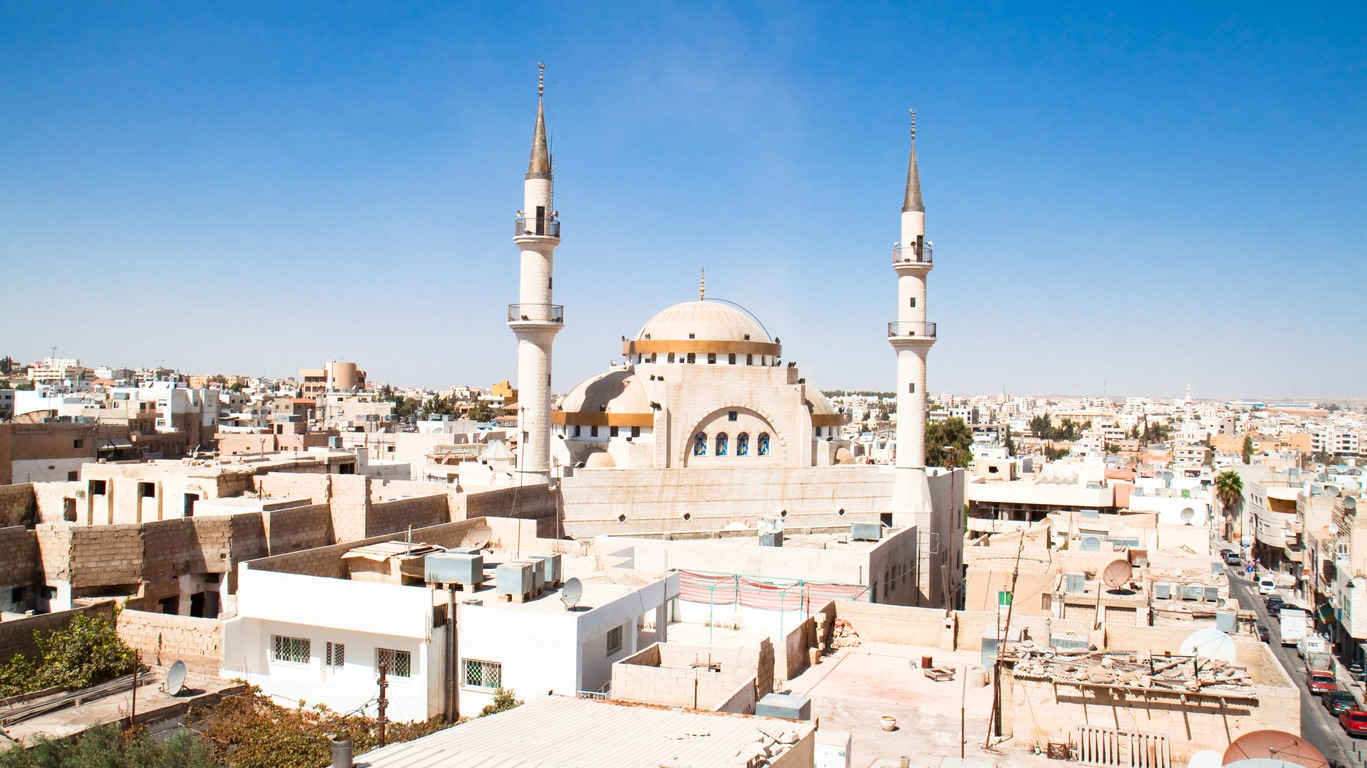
xmin=561 ymin=577 xmax=583 ymax=611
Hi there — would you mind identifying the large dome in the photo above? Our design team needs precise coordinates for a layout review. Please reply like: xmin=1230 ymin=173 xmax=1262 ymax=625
xmin=636 ymin=300 xmax=771 ymax=344
xmin=554 ymin=368 xmax=653 ymax=427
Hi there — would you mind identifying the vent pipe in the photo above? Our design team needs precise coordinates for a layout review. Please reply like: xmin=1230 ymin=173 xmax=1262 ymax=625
xmin=331 ymin=737 xmax=353 ymax=768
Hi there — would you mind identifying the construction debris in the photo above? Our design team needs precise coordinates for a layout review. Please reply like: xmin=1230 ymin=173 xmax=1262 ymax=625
xmin=1005 ymin=646 xmax=1256 ymax=696
xmin=831 ymin=618 xmax=862 ymax=648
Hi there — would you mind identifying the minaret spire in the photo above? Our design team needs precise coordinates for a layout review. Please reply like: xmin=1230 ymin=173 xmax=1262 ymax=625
xmin=699 ymin=268 xmax=706 ymax=301
xmin=527 ymin=63 xmax=551 ymax=181
xmin=902 ymin=109 xmax=923 ymax=214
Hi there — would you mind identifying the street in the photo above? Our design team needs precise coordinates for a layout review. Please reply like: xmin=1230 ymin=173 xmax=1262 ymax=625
xmin=1227 ymin=571 xmax=1355 ymax=768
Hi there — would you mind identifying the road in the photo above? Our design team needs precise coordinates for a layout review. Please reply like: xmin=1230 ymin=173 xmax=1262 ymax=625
xmin=1227 ymin=571 xmax=1355 ymax=767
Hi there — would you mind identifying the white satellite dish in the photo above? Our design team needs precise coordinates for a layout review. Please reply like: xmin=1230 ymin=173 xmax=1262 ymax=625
xmin=461 ymin=526 xmax=493 ymax=551
xmin=1329 ymin=522 xmax=1340 ymax=536
xmin=166 ymin=660 xmax=187 ymax=696
xmin=1180 ymin=629 xmax=1236 ymax=662
xmin=1180 ymin=508 xmax=1195 ymax=524
xmin=561 ymin=577 xmax=583 ymax=611
xmin=1187 ymin=750 xmax=1223 ymax=768
xmin=1079 ymin=536 xmax=1101 ymax=552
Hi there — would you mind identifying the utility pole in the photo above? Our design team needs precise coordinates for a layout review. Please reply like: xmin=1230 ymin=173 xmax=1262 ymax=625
xmin=985 ymin=528 xmax=1026 ymax=747
xmin=377 ymin=662 xmax=389 ymax=747
xmin=128 ymin=650 xmax=139 ymax=731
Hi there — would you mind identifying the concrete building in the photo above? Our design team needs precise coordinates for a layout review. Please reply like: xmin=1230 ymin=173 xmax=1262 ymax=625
xmin=299 ymin=361 xmax=367 ymax=399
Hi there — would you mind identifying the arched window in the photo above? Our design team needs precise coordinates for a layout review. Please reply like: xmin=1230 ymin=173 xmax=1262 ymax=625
xmin=715 ymin=432 xmax=728 ymax=456
xmin=758 ymin=432 xmax=771 ymax=456
xmin=737 ymin=432 xmax=750 ymax=456
xmin=693 ymin=432 xmax=707 ymax=456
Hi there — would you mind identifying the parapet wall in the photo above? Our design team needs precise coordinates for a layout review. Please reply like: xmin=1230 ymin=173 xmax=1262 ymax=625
xmin=116 ymin=609 xmax=222 ymax=674
xmin=0 ymin=484 xmax=35 ymax=527
xmin=611 ymin=640 xmax=772 ymax=712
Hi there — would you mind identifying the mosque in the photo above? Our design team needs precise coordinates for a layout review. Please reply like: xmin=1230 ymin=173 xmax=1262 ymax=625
xmin=505 ymin=67 xmax=962 ymax=608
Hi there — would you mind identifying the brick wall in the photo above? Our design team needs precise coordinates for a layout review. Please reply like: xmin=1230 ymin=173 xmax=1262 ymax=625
xmin=329 ymin=475 xmax=371 ymax=542
xmin=459 ymin=484 xmax=560 ymax=537
xmin=0 ymin=601 xmax=115 ymax=664
xmin=261 ymin=503 xmax=333 ymax=554
xmin=116 ymin=609 xmax=222 ymax=675
xmin=367 ymin=495 xmax=448 ymax=538
xmin=253 ymin=472 xmax=332 ymax=503
xmin=0 ymin=525 xmax=38 ymax=587
xmin=0 ymin=483 xmax=35 ymax=527
xmin=68 ymin=525 xmax=142 ymax=589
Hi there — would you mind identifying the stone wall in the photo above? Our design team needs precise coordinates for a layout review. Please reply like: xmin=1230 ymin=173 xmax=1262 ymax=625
xmin=368 ymin=494 xmax=448 ymax=538
xmin=611 ymin=640 xmax=772 ymax=711
xmin=839 ymin=600 xmax=951 ymax=647
xmin=244 ymin=517 xmax=513 ymax=579
xmin=0 ymin=484 xmax=36 ymax=527
xmin=254 ymin=472 xmax=332 ymax=503
xmin=0 ymin=525 xmax=38 ymax=588
xmin=328 ymin=474 xmax=371 ymax=542
xmin=0 ymin=601 xmax=115 ymax=664
xmin=261 ymin=503 xmax=333 ymax=555
xmin=68 ymin=524 xmax=142 ymax=589
xmin=116 ymin=609 xmax=222 ymax=674
xmin=458 ymin=484 xmax=560 ymax=537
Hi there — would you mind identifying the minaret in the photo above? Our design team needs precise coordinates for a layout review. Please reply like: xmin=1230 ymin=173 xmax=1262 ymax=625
xmin=889 ymin=110 xmax=938 ymax=601
xmin=509 ymin=64 xmax=563 ymax=484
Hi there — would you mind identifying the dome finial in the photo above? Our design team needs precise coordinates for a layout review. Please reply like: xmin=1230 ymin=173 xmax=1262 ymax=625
xmin=538 ymin=62 xmax=545 ymax=99
xmin=699 ymin=267 xmax=706 ymax=300
xmin=909 ymin=108 xmax=916 ymax=141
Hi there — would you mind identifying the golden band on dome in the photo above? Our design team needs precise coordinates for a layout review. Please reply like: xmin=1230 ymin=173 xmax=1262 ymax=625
xmin=552 ymin=411 xmax=654 ymax=428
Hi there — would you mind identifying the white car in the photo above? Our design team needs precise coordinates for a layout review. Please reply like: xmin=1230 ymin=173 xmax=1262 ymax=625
xmin=1258 ymin=576 xmax=1277 ymax=595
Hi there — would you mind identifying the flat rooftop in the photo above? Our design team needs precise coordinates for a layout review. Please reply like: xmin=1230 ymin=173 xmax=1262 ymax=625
xmin=355 ymin=695 xmax=814 ymax=768
xmin=610 ymin=523 xmax=907 ymax=553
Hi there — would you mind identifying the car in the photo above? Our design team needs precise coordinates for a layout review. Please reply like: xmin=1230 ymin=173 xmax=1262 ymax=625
xmin=1258 ymin=576 xmax=1277 ymax=595
xmin=1309 ymin=670 xmax=1338 ymax=694
xmin=1256 ymin=624 xmax=1270 ymax=643
xmin=1223 ymin=552 xmax=1242 ymax=566
xmin=1265 ymin=595 xmax=1285 ymax=610
xmin=1324 ymin=691 xmax=1358 ymax=715
xmin=1341 ymin=709 xmax=1367 ymax=738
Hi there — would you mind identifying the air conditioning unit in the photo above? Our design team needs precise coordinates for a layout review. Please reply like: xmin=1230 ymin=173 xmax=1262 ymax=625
xmin=425 ymin=552 xmax=484 ymax=587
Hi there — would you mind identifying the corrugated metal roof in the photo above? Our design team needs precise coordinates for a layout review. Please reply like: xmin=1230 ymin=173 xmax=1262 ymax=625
xmin=356 ymin=695 xmax=813 ymax=768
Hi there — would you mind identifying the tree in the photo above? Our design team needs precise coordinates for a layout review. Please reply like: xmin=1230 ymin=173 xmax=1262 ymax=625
xmin=0 ymin=356 xmax=13 ymax=375
xmin=1215 ymin=470 xmax=1244 ymax=540
xmin=479 ymin=687 xmax=523 ymax=717
xmin=926 ymin=417 xmax=973 ymax=468
xmin=466 ymin=400 xmax=497 ymax=423
xmin=1003 ymin=428 xmax=1014 ymax=456
xmin=0 ymin=724 xmax=217 ymax=768
xmin=0 ymin=613 xmax=137 ymax=697
xmin=1241 ymin=435 xmax=1254 ymax=464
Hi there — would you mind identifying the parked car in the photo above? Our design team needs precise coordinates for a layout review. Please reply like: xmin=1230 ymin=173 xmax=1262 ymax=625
xmin=1256 ymin=624 xmax=1270 ymax=643
xmin=1309 ymin=670 xmax=1338 ymax=694
xmin=1324 ymin=691 xmax=1358 ymax=715
xmin=1223 ymin=551 xmax=1242 ymax=566
xmin=1341 ymin=709 xmax=1367 ymax=738
xmin=1265 ymin=595 xmax=1285 ymax=611
xmin=1258 ymin=576 xmax=1277 ymax=595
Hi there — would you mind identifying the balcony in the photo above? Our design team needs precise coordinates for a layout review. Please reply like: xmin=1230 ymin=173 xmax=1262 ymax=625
xmin=514 ymin=216 xmax=560 ymax=239
xmin=508 ymin=303 xmax=564 ymax=324
xmin=892 ymin=242 xmax=933 ymax=266
xmin=888 ymin=321 xmax=937 ymax=339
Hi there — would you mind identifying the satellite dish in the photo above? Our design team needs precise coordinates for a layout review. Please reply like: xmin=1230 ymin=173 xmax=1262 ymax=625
xmin=1329 ymin=522 xmax=1341 ymax=536
xmin=1080 ymin=536 xmax=1101 ymax=552
xmin=1223 ymin=731 xmax=1329 ymax=768
xmin=1188 ymin=751 xmax=1224 ymax=768
xmin=1181 ymin=629 xmax=1236 ymax=662
xmin=1325 ymin=485 xmax=1341 ymax=497
xmin=1180 ymin=508 xmax=1195 ymax=524
xmin=1103 ymin=559 xmax=1133 ymax=589
xmin=560 ymin=577 xmax=583 ymax=611
xmin=1346 ymin=497 xmax=1358 ymax=514
xmin=461 ymin=525 xmax=493 ymax=551
xmin=166 ymin=660 xmax=187 ymax=696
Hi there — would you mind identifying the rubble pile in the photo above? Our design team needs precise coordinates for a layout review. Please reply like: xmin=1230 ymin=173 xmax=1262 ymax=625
xmin=831 ymin=618 xmax=862 ymax=648
xmin=1007 ymin=646 xmax=1255 ymax=695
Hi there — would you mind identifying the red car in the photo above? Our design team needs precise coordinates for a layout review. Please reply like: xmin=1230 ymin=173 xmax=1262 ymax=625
xmin=1340 ymin=709 xmax=1367 ymax=737
xmin=1309 ymin=670 xmax=1338 ymax=694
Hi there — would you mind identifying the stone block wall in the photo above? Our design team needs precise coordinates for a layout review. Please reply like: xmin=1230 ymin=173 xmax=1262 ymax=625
xmin=68 ymin=525 xmax=142 ymax=589
xmin=612 ymin=640 xmax=774 ymax=709
xmin=116 ymin=608 xmax=222 ymax=674
xmin=261 ymin=503 xmax=333 ymax=555
xmin=0 ymin=484 xmax=36 ymax=527
xmin=329 ymin=475 xmax=371 ymax=542
xmin=367 ymin=494 xmax=448 ymax=538
xmin=0 ymin=525 xmax=38 ymax=588
xmin=458 ymin=484 xmax=560 ymax=537
xmin=253 ymin=472 xmax=331 ymax=503
xmin=713 ymin=676 xmax=758 ymax=714
xmin=0 ymin=601 xmax=115 ymax=664
xmin=245 ymin=517 xmax=498 ymax=578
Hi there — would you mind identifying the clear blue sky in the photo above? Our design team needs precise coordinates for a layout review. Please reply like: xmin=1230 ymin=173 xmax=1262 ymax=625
xmin=2 ymin=2 xmax=1363 ymax=400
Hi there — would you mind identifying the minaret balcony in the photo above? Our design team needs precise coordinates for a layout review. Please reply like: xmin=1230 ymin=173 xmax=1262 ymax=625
xmin=892 ymin=243 xmax=932 ymax=266
xmin=514 ymin=216 xmax=560 ymax=241
xmin=508 ymin=303 xmax=564 ymax=326
xmin=888 ymin=321 xmax=936 ymax=339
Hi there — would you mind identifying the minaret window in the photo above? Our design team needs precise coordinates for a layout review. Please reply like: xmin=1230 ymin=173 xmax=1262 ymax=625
xmin=707 ymin=353 xmax=716 ymax=364
xmin=631 ymin=426 xmax=641 ymax=438
xmin=610 ymin=426 xmax=619 ymax=437
xmin=573 ymin=425 xmax=581 ymax=437
xmin=758 ymin=433 xmax=771 ymax=456
xmin=909 ymin=383 xmax=915 ymax=393
xmin=668 ymin=353 xmax=675 ymax=364
xmin=591 ymin=426 xmax=599 ymax=437
xmin=728 ymin=353 xmax=736 ymax=365
xmin=909 ymin=298 xmax=916 ymax=308
xmin=737 ymin=433 xmax=750 ymax=456
xmin=715 ymin=433 xmax=728 ymax=456
xmin=687 ymin=353 xmax=696 ymax=364
xmin=693 ymin=433 xmax=707 ymax=456
xmin=746 ymin=354 xmax=753 ymax=365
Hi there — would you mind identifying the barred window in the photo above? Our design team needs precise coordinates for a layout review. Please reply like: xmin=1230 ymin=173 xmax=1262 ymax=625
xmin=607 ymin=625 xmax=623 ymax=655
xmin=326 ymin=642 xmax=345 ymax=669
xmin=463 ymin=659 xmax=502 ymax=690
xmin=272 ymin=635 xmax=310 ymax=665
xmin=377 ymin=648 xmax=412 ymax=678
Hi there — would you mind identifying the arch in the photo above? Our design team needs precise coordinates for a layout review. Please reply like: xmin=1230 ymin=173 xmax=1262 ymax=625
xmin=758 ymin=432 xmax=771 ymax=456
xmin=715 ymin=432 xmax=729 ymax=456
xmin=693 ymin=432 xmax=707 ymax=456
xmin=737 ymin=432 xmax=750 ymax=456
xmin=680 ymin=405 xmax=784 ymax=467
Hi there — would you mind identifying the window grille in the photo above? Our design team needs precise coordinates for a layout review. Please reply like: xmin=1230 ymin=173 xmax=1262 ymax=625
xmin=272 ymin=635 xmax=310 ymax=664
xmin=463 ymin=659 xmax=502 ymax=690
xmin=607 ymin=626 xmax=623 ymax=655
xmin=377 ymin=648 xmax=412 ymax=678
xmin=326 ymin=642 xmax=345 ymax=668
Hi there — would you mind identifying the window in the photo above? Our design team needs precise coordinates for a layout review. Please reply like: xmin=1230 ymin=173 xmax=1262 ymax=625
xmin=909 ymin=383 xmax=915 ymax=393
xmin=89 ymin=480 xmax=107 ymax=495
xmin=728 ymin=353 xmax=736 ymax=364
xmin=668 ymin=353 xmax=675 ymax=363
xmin=326 ymin=642 xmax=345 ymax=669
xmin=573 ymin=425 xmax=581 ymax=437
xmin=590 ymin=426 xmax=599 ymax=438
xmin=746 ymin=354 xmax=753 ymax=365
xmin=72 ymin=439 xmax=84 ymax=449
xmin=631 ymin=426 xmax=641 ymax=438
xmin=728 ymin=410 xmax=737 ymax=421
xmin=138 ymin=482 xmax=155 ymax=498
xmin=758 ymin=432 xmax=771 ymax=456
xmin=737 ymin=433 xmax=750 ymax=456
xmin=610 ymin=426 xmax=619 ymax=438
xmin=607 ymin=625 xmax=623 ymax=655
xmin=715 ymin=432 xmax=728 ymax=456
xmin=66 ymin=471 xmax=78 ymax=481
xmin=686 ymin=353 xmax=696 ymax=364
xmin=909 ymin=297 xmax=916 ymax=308
xmin=693 ymin=433 xmax=707 ymax=456
xmin=272 ymin=635 xmax=310 ymax=665
xmin=377 ymin=648 xmax=412 ymax=678
xmin=463 ymin=658 xmax=502 ymax=690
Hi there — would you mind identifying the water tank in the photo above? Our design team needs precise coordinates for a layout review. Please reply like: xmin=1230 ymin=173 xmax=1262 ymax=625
xmin=533 ymin=553 xmax=563 ymax=585
xmin=756 ymin=692 xmax=812 ymax=720
xmin=1154 ymin=583 xmax=1172 ymax=599
xmin=425 ymin=552 xmax=484 ymax=586
xmin=496 ymin=561 xmax=535 ymax=596
xmin=1065 ymin=573 xmax=1086 ymax=594
xmin=850 ymin=522 xmax=883 ymax=542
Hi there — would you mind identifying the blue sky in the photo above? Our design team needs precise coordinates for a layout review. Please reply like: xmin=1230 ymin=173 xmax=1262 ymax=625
xmin=2 ymin=2 xmax=1363 ymax=399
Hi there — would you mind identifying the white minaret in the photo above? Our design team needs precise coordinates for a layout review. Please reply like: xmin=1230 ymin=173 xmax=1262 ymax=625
xmin=889 ymin=110 xmax=937 ymax=594
xmin=509 ymin=64 xmax=562 ymax=484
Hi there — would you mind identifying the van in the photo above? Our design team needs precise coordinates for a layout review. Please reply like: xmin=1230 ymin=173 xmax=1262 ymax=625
xmin=1258 ymin=576 xmax=1277 ymax=595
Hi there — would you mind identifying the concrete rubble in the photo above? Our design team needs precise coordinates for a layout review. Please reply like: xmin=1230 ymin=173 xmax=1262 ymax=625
xmin=1005 ymin=645 xmax=1256 ymax=694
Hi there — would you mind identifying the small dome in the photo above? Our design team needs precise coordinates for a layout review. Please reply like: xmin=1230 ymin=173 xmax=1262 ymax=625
xmin=636 ymin=300 xmax=771 ymax=344
xmin=558 ymin=369 xmax=649 ymax=416
xmin=805 ymin=390 xmax=838 ymax=416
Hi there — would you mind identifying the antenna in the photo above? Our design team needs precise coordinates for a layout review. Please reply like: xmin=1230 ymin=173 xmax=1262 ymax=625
xmin=166 ymin=660 xmax=187 ymax=696
xmin=561 ymin=577 xmax=583 ymax=611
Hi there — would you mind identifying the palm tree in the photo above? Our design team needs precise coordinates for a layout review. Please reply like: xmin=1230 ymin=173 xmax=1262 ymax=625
xmin=1215 ymin=470 xmax=1244 ymax=541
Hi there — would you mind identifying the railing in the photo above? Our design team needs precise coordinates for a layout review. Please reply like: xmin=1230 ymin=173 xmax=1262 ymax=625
xmin=514 ymin=216 xmax=560 ymax=238
xmin=508 ymin=303 xmax=564 ymax=324
xmin=892 ymin=242 xmax=933 ymax=265
xmin=888 ymin=321 xmax=937 ymax=338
